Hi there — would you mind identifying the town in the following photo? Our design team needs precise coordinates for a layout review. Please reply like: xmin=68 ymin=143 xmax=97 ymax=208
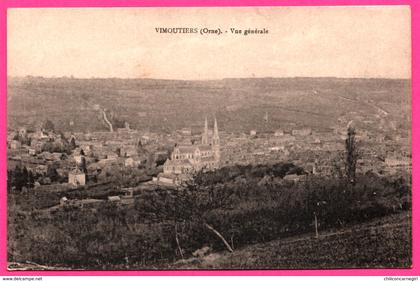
xmin=7 ymin=108 xmax=411 ymax=209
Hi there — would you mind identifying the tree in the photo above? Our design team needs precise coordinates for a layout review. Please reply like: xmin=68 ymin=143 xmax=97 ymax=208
xmin=22 ymin=166 xmax=29 ymax=186
xmin=80 ymin=157 xmax=87 ymax=174
xmin=69 ymin=137 xmax=77 ymax=150
xmin=27 ymin=170 xmax=35 ymax=189
xmin=345 ymin=124 xmax=359 ymax=185
xmin=137 ymin=141 xmax=148 ymax=156
xmin=13 ymin=166 xmax=25 ymax=192
xmin=43 ymin=119 xmax=55 ymax=132
xmin=13 ymin=132 xmax=31 ymax=146
xmin=46 ymin=165 xmax=59 ymax=183
xmin=7 ymin=170 xmax=12 ymax=192
xmin=42 ymin=141 xmax=54 ymax=153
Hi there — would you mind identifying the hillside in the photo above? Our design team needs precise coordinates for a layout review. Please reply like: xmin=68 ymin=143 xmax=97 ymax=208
xmin=7 ymin=77 xmax=411 ymax=134
xmin=8 ymin=212 xmax=411 ymax=271
xmin=173 ymin=212 xmax=411 ymax=269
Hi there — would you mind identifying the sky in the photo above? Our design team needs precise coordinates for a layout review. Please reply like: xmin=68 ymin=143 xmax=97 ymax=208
xmin=7 ymin=6 xmax=411 ymax=80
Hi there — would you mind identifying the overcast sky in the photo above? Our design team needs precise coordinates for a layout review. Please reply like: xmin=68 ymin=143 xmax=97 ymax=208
xmin=8 ymin=6 xmax=411 ymax=80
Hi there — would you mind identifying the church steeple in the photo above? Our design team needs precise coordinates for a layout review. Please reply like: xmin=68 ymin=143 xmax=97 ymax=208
xmin=213 ymin=117 xmax=219 ymax=145
xmin=212 ymin=117 xmax=220 ymax=162
xmin=201 ymin=117 xmax=209 ymax=145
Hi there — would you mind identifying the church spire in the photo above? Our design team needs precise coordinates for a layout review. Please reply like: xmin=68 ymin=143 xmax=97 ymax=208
xmin=213 ymin=117 xmax=219 ymax=145
xmin=213 ymin=117 xmax=220 ymax=162
xmin=201 ymin=117 xmax=209 ymax=145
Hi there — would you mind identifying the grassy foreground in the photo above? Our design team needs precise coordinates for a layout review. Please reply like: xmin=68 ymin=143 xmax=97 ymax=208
xmin=173 ymin=212 xmax=411 ymax=269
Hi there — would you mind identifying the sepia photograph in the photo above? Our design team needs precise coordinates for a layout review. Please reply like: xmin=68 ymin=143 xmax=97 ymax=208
xmin=6 ymin=7 xmax=412 ymax=270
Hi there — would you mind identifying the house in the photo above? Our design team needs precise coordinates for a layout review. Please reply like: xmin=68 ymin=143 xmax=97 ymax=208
xmin=179 ymin=128 xmax=192 ymax=136
xmin=311 ymin=137 xmax=322 ymax=144
xmin=124 ymin=156 xmax=143 ymax=168
xmin=30 ymin=140 xmax=44 ymax=153
xmin=10 ymin=140 xmax=21 ymax=150
xmin=107 ymin=152 xmax=119 ymax=160
xmin=122 ymin=188 xmax=134 ymax=198
xmin=120 ymin=146 xmax=137 ymax=157
xmin=68 ymin=168 xmax=86 ymax=186
xmin=124 ymin=157 xmax=135 ymax=168
xmin=269 ymin=146 xmax=284 ymax=152
xmin=35 ymin=165 xmax=48 ymax=175
xmin=32 ymin=129 xmax=49 ymax=140
xmin=385 ymin=157 xmax=411 ymax=167
xmin=74 ymin=155 xmax=84 ymax=165
xmin=250 ymin=130 xmax=257 ymax=136
xmin=140 ymin=135 xmax=151 ymax=145
xmin=108 ymin=196 xmax=121 ymax=202
xmin=276 ymin=134 xmax=296 ymax=143
xmin=80 ymin=144 xmax=93 ymax=154
xmin=274 ymin=130 xmax=284 ymax=137
xmin=60 ymin=197 xmax=69 ymax=206
xmin=358 ymin=130 xmax=369 ymax=141
xmin=283 ymin=174 xmax=306 ymax=183
xmin=52 ymin=152 xmax=65 ymax=161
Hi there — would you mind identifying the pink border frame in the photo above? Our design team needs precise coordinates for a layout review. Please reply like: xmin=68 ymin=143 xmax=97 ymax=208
xmin=0 ymin=0 xmax=418 ymax=276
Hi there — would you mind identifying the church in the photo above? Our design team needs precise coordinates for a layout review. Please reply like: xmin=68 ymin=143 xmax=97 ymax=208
xmin=157 ymin=117 xmax=221 ymax=185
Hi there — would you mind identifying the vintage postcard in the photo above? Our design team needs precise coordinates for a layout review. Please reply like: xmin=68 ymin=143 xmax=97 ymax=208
xmin=6 ymin=6 xmax=411 ymax=270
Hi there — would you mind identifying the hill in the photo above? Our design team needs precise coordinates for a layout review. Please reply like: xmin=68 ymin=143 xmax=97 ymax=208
xmin=7 ymin=77 xmax=411 ymax=134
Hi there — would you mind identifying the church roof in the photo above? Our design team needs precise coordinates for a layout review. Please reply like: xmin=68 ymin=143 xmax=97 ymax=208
xmin=197 ymin=144 xmax=213 ymax=151
xmin=175 ymin=144 xmax=214 ymax=154
xmin=164 ymin=158 xmax=194 ymax=167
xmin=175 ymin=146 xmax=198 ymax=154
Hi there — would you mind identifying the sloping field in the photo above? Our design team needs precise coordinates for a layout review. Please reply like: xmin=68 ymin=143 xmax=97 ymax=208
xmin=7 ymin=212 xmax=411 ymax=270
